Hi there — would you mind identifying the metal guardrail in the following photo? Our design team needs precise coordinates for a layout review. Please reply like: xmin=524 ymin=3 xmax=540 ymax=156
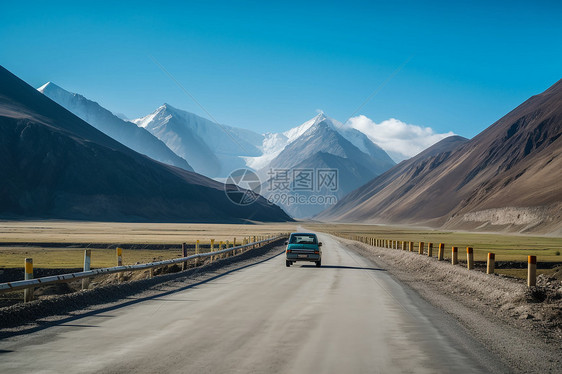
xmin=0 ymin=236 xmax=284 ymax=294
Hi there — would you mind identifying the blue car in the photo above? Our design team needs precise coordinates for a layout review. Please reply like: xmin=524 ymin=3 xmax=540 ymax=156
xmin=285 ymin=232 xmax=322 ymax=267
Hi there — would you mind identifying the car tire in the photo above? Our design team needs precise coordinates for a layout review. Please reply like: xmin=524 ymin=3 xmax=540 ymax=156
xmin=315 ymin=260 xmax=321 ymax=267
xmin=286 ymin=260 xmax=291 ymax=267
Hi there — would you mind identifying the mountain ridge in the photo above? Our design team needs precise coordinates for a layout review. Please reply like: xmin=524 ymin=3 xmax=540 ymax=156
xmin=0 ymin=65 xmax=291 ymax=222
xmin=316 ymin=79 xmax=562 ymax=234
xmin=37 ymin=82 xmax=194 ymax=171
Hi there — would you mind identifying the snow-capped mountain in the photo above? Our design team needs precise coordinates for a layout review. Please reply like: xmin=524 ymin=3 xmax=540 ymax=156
xmin=2 ymin=67 xmax=289 ymax=222
xmin=37 ymin=82 xmax=193 ymax=172
xmin=257 ymin=113 xmax=396 ymax=218
xmin=130 ymin=106 xmax=396 ymax=217
xmin=133 ymin=104 xmax=262 ymax=178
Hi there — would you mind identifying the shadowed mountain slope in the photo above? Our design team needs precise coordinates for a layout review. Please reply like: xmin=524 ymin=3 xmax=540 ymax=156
xmin=317 ymin=80 xmax=562 ymax=234
xmin=0 ymin=66 xmax=291 ymax=222
xmin=37 ymin=82 xmax=193 ymax=171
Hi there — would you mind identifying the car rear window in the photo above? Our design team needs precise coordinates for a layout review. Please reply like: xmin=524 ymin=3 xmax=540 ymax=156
xmin=289 ymin=235 xmax=317 ymax=244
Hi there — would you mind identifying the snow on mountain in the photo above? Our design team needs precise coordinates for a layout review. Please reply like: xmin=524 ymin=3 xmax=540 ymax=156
xmin=132 ymin=104 xmax=262 ymax=178
xmin=37 ymin=82 xmax=194 ymax=172
xmin=244 ymin=132 xmax=288 ymax=170
xmin=258 ymin=113 xmax=396 ymax=218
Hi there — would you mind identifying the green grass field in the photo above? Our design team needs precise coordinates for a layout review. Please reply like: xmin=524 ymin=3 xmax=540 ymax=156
xmin=305 ymin=223 xmax=562 ymax=263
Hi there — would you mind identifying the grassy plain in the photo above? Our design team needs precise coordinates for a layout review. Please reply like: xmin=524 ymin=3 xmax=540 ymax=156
xmin=304 ymin=222 xmax=562 ymax=263
xmin=1 ymin=220 xmax=561 ymax=272
xmin=0 ymin=221 xmax=297 ymax=269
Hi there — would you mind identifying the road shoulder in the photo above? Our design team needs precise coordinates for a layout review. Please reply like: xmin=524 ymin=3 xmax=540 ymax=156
xmin=333 ymin=235 xmax=562 ymax=374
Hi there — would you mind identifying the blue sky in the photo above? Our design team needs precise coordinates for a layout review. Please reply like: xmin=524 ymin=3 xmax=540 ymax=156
xmin=1 ymin=0 xmax=561 ymax=139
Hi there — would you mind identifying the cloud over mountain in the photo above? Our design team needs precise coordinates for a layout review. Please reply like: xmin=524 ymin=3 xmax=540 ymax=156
xmin=347 ymin=115 xmax=455 ymax=162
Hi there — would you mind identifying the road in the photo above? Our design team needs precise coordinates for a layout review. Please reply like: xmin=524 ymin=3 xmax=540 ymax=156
xmin=0 ymin=234 xmax=506 ymax=373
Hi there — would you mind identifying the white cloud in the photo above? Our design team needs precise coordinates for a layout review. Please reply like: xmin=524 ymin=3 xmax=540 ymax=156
xmin=346 ymin=115 xmax=455 ymax=162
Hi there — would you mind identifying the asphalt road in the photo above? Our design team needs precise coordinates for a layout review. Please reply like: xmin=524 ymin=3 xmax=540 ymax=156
xmin=0 ymin=234 xmax=506 ymax=373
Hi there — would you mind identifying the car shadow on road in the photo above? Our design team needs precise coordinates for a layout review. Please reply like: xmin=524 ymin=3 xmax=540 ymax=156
xmin=299 ymin=265 xmax=385 ymax=271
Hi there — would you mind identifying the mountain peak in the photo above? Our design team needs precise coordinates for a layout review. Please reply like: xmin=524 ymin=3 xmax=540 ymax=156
xmin=37 ymin=81 xmax=65 ymax=94
xmin=313 ymin=111 xmax=326 ymax=122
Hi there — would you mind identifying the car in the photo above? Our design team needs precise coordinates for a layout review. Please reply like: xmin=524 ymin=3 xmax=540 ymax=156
xmin=285 ymin=232 xmax=322 ymax=267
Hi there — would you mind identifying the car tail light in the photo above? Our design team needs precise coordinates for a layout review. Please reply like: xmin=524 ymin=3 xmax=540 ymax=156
xmin=314 ymin=251 xmax=319 ymax=254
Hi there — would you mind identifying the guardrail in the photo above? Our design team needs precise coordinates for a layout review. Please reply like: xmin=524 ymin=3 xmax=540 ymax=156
xmin=332 ymin=232 xmax=542 ymax=288
xmin=0 ymin=235 xmax=287 ymax=300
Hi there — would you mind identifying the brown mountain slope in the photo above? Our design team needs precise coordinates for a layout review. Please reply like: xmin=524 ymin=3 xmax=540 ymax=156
xmin=317 ymin=80 xmax=562 ymax=234
xmin=0 ymin=65 xmax=292 ymax=223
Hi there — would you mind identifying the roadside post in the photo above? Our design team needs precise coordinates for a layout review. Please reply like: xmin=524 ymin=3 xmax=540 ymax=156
xmin=419 ymin=242 xmax=424 ymax=255
xmin=487 ymin=253 xmax=495 ymax=274
xmin=82 ymin=249 xmax=91 ymax=289
xmin=182 ymin=243 xmax=188 ymax=270
xmin=438 ymin=243 xmax=444 ymax=260
xmin=402 ymin=241 xmax=406 ymax=251
xmin=427 ymin=243 xmax=433 ymax=257
xmin=24 ymin=258 xmax=34 ymax=302
xmin=195 ymin=240 xmax=200 ymax=266
xmin=452 ymin=247 xmax=458 ymax=265
xmin=528 ymin=256 xmax=537 ymax=287
xmin=117 ymin=247 xmax=124 ymax=282
xmin=409 ymin=242 xmax=414 ymax=252
xmin=467 ymin=247 xmax=474 ymax=270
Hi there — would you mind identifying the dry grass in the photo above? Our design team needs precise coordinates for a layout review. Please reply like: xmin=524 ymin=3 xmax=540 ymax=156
xmin=495 ymin=268 xmax=556 ymax=280
xmin=0 ymin=247 xmax=193 ymax=269
xmin=0 ymin=221 xmax=297 ymax=269
xmin=0 ymin=221 xmax=296 ymax=244
xmin=2 ymin=220 xmax=561 ymax=270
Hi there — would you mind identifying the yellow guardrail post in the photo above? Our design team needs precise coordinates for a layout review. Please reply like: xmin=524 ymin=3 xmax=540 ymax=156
xmin=409 ymin=242 xmax=414 ymax=252
xmin=438 ymin=243 xmax=444 ymax=260
xmin=452 ymin=246 xmax=458 ymax=265
xmin=487 ymin=253 xmax=495 ymax=274
xmin=467 ymin=247 xmax=474 ymax=270
xmin=117 ymin=247 xmax=123 ymax=266
xmin=419 ymin=242 xmax=424 ymax=255
xmin=528 ymin=256 xmax=537 ymax=287
xmin=24 ymin=258 xmax=34 ymax=302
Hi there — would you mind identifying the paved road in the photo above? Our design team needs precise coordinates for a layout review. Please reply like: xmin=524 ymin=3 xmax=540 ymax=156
xmin=0 ymin=234 xmax=505 ymax=373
